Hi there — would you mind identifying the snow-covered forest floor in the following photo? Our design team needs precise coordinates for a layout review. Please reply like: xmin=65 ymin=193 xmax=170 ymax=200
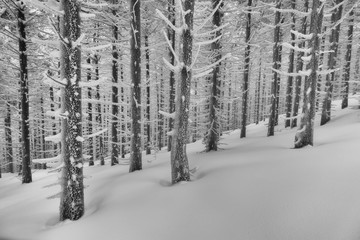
xmin=1 ymin=97 xmax=360 ymax=240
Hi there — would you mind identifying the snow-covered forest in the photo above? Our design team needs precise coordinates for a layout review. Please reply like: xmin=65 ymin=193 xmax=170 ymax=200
xmin=0 ymin=0 xmax=360 ymax=239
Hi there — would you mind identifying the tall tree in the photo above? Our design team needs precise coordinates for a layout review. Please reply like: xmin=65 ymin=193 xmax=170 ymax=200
xmin=341 ymin=8 xmax=354 ymax=109
xmin=320 ymin=0 xmax=343 ymax=125
xmin=285 ymin=0 xmax=296 ymax=128
xmin=129 ymin=0 xmax=142 ymax=172
xmin=267 ymin=0 xmax=282 ymax=137
xmin=167 ymin=0 xmax=176 ymax=152
xmin=5 ymin=101 xmax=13 ymax=173
xmin=240 ymin=0 xmax=251 ymax=138
xmin=17 ymin=1 xmax=32 ymax=183
xmin=59 ymin=0 xmax=84 ymax=221
xmin=171 ymin=0 xmax=194 ymax=183
xmin=206 ymin=0 xmax=224 ymax=150
xmin=294 ymin=0 xmax=324 ymax=148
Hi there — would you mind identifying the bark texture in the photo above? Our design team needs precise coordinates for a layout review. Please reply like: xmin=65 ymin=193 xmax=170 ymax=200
xmin=129 ymin=0 xmax=142 ymax=172
xmin=59 ymin=0 xmax=84 ymax=221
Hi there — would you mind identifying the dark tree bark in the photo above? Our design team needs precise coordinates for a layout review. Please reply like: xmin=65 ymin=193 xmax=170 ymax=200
xmin=111 ymin=2 xmax=119 ymax=166
xmin=59 ymin=0 xmax=84 ymax=221
xmin=206 ymin=0 xmax=224 ymax=149
xmin=167 ymin=0 xmax=176 ymax=152
xmin=171 ymin=0 xmax=194 ymax=184
xmin=341 ymin=9 xmax=354 ymax=109
xmin=145 ymin=34 xmax=151 ymax=155
xmin=17 ymin=3 xmax=32 ymax=183
xmin=320 ymin=0 xmax=343 ymax=125
xmin=240 ymin=0 xmax=251 ymax=138
xmin=267 ymin=0 xmax=281 ymax=136
xmin=285 ymin=0 xmax=296 ymax=128
xmin=294 ymin=0 xmax=324 ymax=148
xmin=129 ymin=0 xmax=142 ymax=172
xmin=291 ymin=0 xmax=309 ymax=128
xmin=5 ymin=101 xmax=13 ymax=173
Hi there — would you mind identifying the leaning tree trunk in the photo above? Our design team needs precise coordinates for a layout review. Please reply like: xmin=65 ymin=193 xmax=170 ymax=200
xmin=171 ymin=0 xmax=194 ymax=184
xmin=291 ymin=0 xmax=309 ymax=128
xmin=17 ymin=3 xmax=32 ymax=183
xmin=294 ymin=0 xmax=324 ymax=148
xmin=342 ymin=9 xmax=354 ymax=109
xmin=206 ymin=0 xmax=223 ymax=149
xmin=267 ymin=0 xmax=281 ymax=137
xmin=285 ymin=0 xmax=296 ymax=128
xmin=129 ymin=0 xmax=142 ymax=172
xmin=320 ymin=0 xmax=343 ymax=125
xmin=167 ymin=0 xmax=176 ymax=152
xmin=240 ymin=0 xmax=251 ymax=138
xmin=59 ymin=0 xmax=84 ymax=221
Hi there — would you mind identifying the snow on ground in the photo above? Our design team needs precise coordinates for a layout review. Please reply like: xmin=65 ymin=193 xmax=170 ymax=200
xmin=1 ymin=97 xmax=360 ymax=240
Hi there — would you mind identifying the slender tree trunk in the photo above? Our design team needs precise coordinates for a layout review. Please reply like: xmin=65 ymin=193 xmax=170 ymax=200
xmin=171 ymin=0 xmax=194 ymax=184
xmin=267 ymin=0 xmax=281 ymax=137
xmin=285 ymin=0 xmax=296 ymax=128
xmin=87 ymin=57 xmax=94 ymax=166
xmin=94 ymin=54 xmax=104 ymax=165
xmin=342 ymin=9 xmax=354 ymax=109
xmin=17 ymin=4 xmax=32 ymax=183
xmin=167 ymin=0 xmax=176 ymax=152
xmin=120 ymin=63 xmax=126 ymax=159
xmin=145 ymin=34 xmax=151 ymax=155
xmin=240 ymin=0 xmax=251 ymax=138
xmin=207 ymin=0 xmax=223 ymax=149
xmin=59 ymin=0 xmax=84 ymax=221
xmin=291 ymin=0 xmax=309 ymax=128
xmin=294 ymin=0 xmax=324 ymax=148
xmin=129 ymin=0 xmax=142 ymax=172
xmin=5 ymin=101 xmax=13 ymax=173
xmin=320 ymin=0 xmax=343 ymax=125
xmin=255 ymin=57 xmax=262 ymax=124
xmin=111 ymin=3 xmax=119 ymax=165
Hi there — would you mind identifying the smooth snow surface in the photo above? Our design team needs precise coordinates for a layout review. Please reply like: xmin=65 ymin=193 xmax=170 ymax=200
xmin=1 ymin=99 xmax=360 ymax=240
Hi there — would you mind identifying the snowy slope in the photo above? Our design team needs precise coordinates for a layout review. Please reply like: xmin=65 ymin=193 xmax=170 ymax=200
xmin=0 ymin=98 xmax=360 ymax=240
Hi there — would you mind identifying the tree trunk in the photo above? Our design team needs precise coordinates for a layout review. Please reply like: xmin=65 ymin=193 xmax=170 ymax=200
xmin=59 ymin=0 xmax=84 ymax=221
xmin=206 ymin=0 xmax=223 ymax=149
xmin=94 ymin=54 xmax=104 ymax=165
xmin=267 ymin=0 xmax=281 ymax=137
xmin=145 ymin=34 xmax=151 ymax=155
xmin=111 ymin=3 xmax=119 ymax=165
xmin=167 ymin=0 xmax=176 ymax=152
xmin=294 ymin=0 xmax=324 ymax=148
xmin=5 ymin=101 xmax=13 ymax=173
xmin=18 ymin=4 xmax=32 ymax=183
xmin=341 ymin=9 xmax=354 ymax=109
xmin=320 ymin=0 xmax=343 ymax=125
xmin=129 ymin=0 xmax=142 ymax=172
xmin=285 ymin=0 xmax=296 ymax=128
xmin=87 ymin=56 xmax=94 ymax=166
xmin=171 ymin=0 xmax=194 ymax=184
xmin=240 ymin=0 xmax=251 ymax=138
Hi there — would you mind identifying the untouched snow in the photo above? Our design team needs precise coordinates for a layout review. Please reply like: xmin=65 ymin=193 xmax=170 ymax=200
xmin=1 ymin=99 xmax=360 ymax=240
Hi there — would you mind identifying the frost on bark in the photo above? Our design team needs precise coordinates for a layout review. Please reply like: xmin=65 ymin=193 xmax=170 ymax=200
xmin=240 ymin=0 xmax=251 ymax=138
xmin=86 ymin=56 xmax=94 ymax=166
xmin=111 ymin=1 xmax=119 ymax=166
xmin=341 ymin=9 xmax=354 ymax=109
xmin=267 ymin=0 xmax=282 ymax=137
xmin=145 ymin=33 xmax=151 ymax=155
xmin=294 ymin=0 xmax=324 ymax=148
xmin=206 ymin=0 xmax=223 ymax=150
xmin=59 ymin=0 xmax=84 ymax=221
xmin=17 ymin=2 xmax=32 ymax=183
xmin=320 ymin=0 xmax=343 ymax=126
xmin=167 ymin=0 xmax=176 ymax=152
xmin=129 ymin=0 xmax=142 ymax=172
xmin=285 ymin=0 xmax=296 ymax=128
xmin=171 ymin=0 xmax=194 ymax=184
xmin=291 ymin=0 xmax=309 ymax=128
